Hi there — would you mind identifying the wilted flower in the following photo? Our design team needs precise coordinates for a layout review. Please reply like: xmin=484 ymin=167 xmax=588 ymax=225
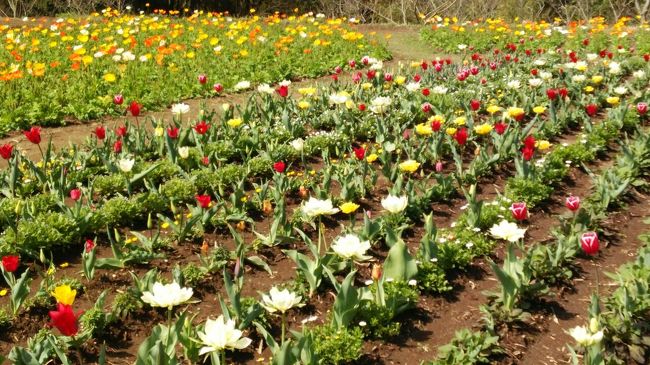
xmin=141 ymin=281 xmax=193 ymax=310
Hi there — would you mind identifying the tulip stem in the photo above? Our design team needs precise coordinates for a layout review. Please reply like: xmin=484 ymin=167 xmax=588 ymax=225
xmin=221 ymin=350 xmax=226 ymax=365
xmin=281 ymin=311 xmax=286 ymax=345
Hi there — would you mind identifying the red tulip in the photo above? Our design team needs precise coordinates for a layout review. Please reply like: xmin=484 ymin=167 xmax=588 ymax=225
xmin=213 ymin=83 xmax=223 ymax=93
xmin=434 ymin=64 xmax=442 ymax=72
xmin=510 ymin=202 xmax=528 ymax=221
xmin=422 ymin=88 xmax=430 ymax=96
xmin=470 ymin=99 xmax=480 ymax=111
xmin=129 ymin=101 xmax=141 ymax=117
xmin=273 ymin=161 xmax=286 ymax=173
xmin=94 ymin=126 xmax=106 ymax=140
xmin=348 ymin=59 xmax=356 ymax=68
xmin=195 ymin=194 xmax=212 ymax=209
xmin=413 ymin=74 xmax=421 ymax=82
xmin=546 ymin=88 xmax=558 ymax=101
xmin=276 ymin=85 xmax=289 ymax=98
xmin=565 ymin=196 xmax=580 ymax=211
xmin=113 ymin=140 xmax=122 ymax=153
xmin=167 ymin=127 xmax=179 ymax=139
xmin=580 ymin=232 xmax=599 ymax=255
xmin=454 ymin=128 xmax=468 ymax=145
xmin=431 ymin=119 xmax=442 ymax=132
xmin=69 ymin=188 xmax=81 ymax=201
xmin=49 ymin=303 xmax=79 ymax=337
xmin=1 ymin=255 xmax=19 ymax=273
xmin=366 ymin=70 xmax=376 ymax=80
xmin=384 ymin=73 xmax=393 ymax=82
xmin=116 ymin=125 xmax=127 ymax=137
xmin=84 ymin=239 xmax=95 ymax=253
xmin=24 ymin=127 xmax=42 ymax=144
xmin=637 ymin=102 xmax=648 ymax=115
xmin=522 ymin=146 xmax=534 ymax=161
xmin=194 ymin=121 xmax=209 ymax=135
xmin=0 ymin=144 xmax=13 ymax=160
xmin=523 ymin=135 xmax=536 ymax=150
xmin=113 ymin=94 xmax=124 ymax=105
xmin=585 ymin=104 xmax=598 ymax=117
xmin=198 ymin=74 xmax=207 ymax=84
xmin=644 ymin=54 xmax=650 ymax=62
xmin=358 ymin=103 xmax=366 ymax=111
xmin=331 ymin=75 xmax=338 ymax=82
xmin=435 ymin=161 xmax=443 ymax=172
xmin=421 ymin=103 xmax=432 ymax=113
xmin=334 ymin=66 xmax=342 ymax=74
xmin=559 ymin=88 xmax=568 ymax=99
xmin=353 ymin=146 xmax=365 ymax=160
xmin=201 ymin=156 xmax=210 ymax=166
xmin=494 ymin=122 xmax=507 ymax=135
xmin=421 ymin=61 xmax=428 ymax=70
xmin=582 ymin=38 xmax=590 ymax=46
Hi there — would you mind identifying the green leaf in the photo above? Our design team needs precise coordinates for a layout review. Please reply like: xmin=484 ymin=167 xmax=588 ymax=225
xmin=383 ymin=238 xmax=417 ymax=282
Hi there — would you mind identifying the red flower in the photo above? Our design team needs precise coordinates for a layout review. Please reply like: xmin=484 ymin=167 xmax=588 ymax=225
xmin=116 ymin=125 xmax=127 ymax=137
xmin=494 ymin=122 xmax=507 ymax=135
xmin=1 ymin=255 xmax=19 ymax=273
xmin=84 ymin=239 xmax=95 ymax=253
xmin=348 ymin=59 xmax=356 ymax=68
xmin=413 ymin=74 xmax=421 ymax=82
xmin=129 ymin=101 xmax=141 ymax=117
xmin=565 ymin=196 xmax=580 ymax=211
xmin=470 ymin=99 xmax=480 ymax=111
xmin=523 ymin=135 xmax=536 ymax=150
xmin=167 ymin=127 xmax=179 ymax=139
xmin=49 ymin=303 xmax=79 ymax=337
xmin=198 ymin=74 xmax=207 ymax=84
xmin=213 ymin=83 xmax=223 ymax=93
xmin=546 ymin=88 xmax=558 ymax=101
xmin=522 ymin=146 xmax=534 ymax=161
xmin=384 ymin=73 xmax=393 ymax=82
xmin=431 ymin=119 xmax=442 ymax=132
xmin=421 ymin=103 xmax=432 ymax=113
xmin=276 ymin=85 xmax=289 ymax=98
xmin=201 ymin=156 xmax=210 ymax=166
xmin=582 ymin=38 xmax=590 ymax=46
xmin=558 ymin=87 xmax=568 ymax=99
xmin=454 ymin=128 xmax=468 ymax=145
xmin=195 ymin=194 xmax=212 ymax=209
xmin=637 ymin=102 xmax=648 ymax=115
xmin=0 ymin=144 xmax=13 ymax=160
xmin=358 ymin=103 xmax=366 ymax=112
xmin=113 ymin=140 xmax=122 ymax=153
xmin=273 ymin=161 xmax=286 ymax=173
xmin=422 ymin=88 xmax=430 ymax=96
xmin=94 ymin=126 xmax=106 ymax=140
xmin=366 ymin=70 xmax=376 ymax=79
xmin=353 ymin=146 xmax=365 ymax=160
xmin=24 ymin=127 xmax=42 ymax=144
xmin=585 ymin=104 xmax=598 ymax=117
xmin=113 ymin=94 xmax=124 ymax=105
xmin=334 ymin=66 xmax=342 ymax=74
xmin=69 ymin=188 xmax=81 ymax=201
xmin=510 ymin=202 xmax=528 ymax=221
xmin=194 ymin=121 xmax=209 ymax=135
xmin=580 ymin=232 xmax=599 ymax=255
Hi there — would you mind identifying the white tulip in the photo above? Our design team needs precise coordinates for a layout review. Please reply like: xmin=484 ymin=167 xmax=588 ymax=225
xmin=290 ymin=138 xmax=305 ymax=152
xmin=331 ymin=234 xmax=371 ymax=261
xmin=405 ymin=82 xmax=420 ymax=92
xmin=140 ymin=281 xmax=193 ymax=310
xmin=614 ymin=86 xmax=627 ymax=95
xmin=197 ymin=315 xmax=252 ymax=355
xmin=568 ymin=325 xmax=604 ymax=346
xmin=302 ymin=197 xmax=339 ymax=217
xmin=178 ymin=146 xmax=190 ymax=159
xmin=257 ymin=83 xmax=274 ymax=94
xmin=528 ymin=78 xmax=543 ymax=87
xmin=489 ymin=220 xmax=526 ymax=242
xmin=118 ymin=158 xmax=135 ymax=173
xmin=381 ymin=195 xmax=408 ymax=213
xmin=329 ymin=92 xmax=349 ymax=105
xmin=506 ymin=80 xmax=521 ymax=89
xmin=171 ymin=103 xmax=190 ymax=115
xmin=233 ymin=80 xmax=250 ymax=91
xmin=260 ymin=287 xmax=302 ymax=313
xmin=432 ymin=85 xmax=448 ymax=94
xmin=370 ymin=96 xmax=391 ymax=114
xmin=608 ymin=62 xmax=621 ymax=75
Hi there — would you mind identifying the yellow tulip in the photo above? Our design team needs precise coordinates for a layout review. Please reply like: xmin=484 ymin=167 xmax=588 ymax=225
xmin=486 ymin=105 xmax=501 ymax=115
xmin=537 ymin=140 xmax=552 ymax=150
xmin=227 ymin=118 xmax=243 ymax=128
xmin=606 ymin=96 xmax=620 ymax=106
xmin=399 ymin=159 xmax=420 ymax=173
xmin=51 ymin=284 xmax=76 ymax=306
xmin=366 ymin=153 xmax=378 ymax=163
xmin=339 ymin=202 xmax=360 ymax=214
xmin=415 ymin=123 xmax=433 ymax=136
xmin=533 ymin=106 xmax=546 ymax=114
xmin=473 ymin=123 xmax=493 ymax=135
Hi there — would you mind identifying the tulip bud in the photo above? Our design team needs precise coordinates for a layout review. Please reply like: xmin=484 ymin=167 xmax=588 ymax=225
xmin=435 ymin=161 xmax=443 ymax=172
xmin=147 ymin=212 xmax=153 ymax=230
xmin=69 ymin=188 xmax=82 ymax=201
xmin=236 ymin=221 xmax=246 ymax=231
xmin=262 ymin=200 xmax=273 ymax=215
xmin=371 ymin=264 xmax=382 ymax=282
xmin=637 ymin=102 xmax=648 ymax=115
xmin=213 ymin=83 xmax=223 ymax=93
xmin=200 ymin=241 xmax=209 ymax=256
xmin=14 ymin=200 xmax=23 ymax=215
xmin=565 ymin=196 xmax=580 ymax=211
xmin=198 ymin=74 xmax=207 ymax=84
xmin=113 ymin=94 xmax=124 ymax=105
xmin=580 ymin=231 xmax=599 ymax=255
xmin=510 ymin=202 xmax=528 ymax=221
xmin=298 ymin=185 xmax=309 ymax=199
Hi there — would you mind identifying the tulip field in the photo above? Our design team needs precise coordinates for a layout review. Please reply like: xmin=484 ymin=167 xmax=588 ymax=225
xmin=1 ymin=10 xmax=650 ymax=365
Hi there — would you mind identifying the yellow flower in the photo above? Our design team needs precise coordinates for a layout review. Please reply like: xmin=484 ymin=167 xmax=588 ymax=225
xmin=486 ymin=105 xmax=501 ymax=115
xmin=298 ymin=87 xmax=316 ymax=96
xmin=366 ymin=153 xmax=378 ymax=163
xmin=428 ymin=115 xmax=445 ymax=124
xmin=161 ymin=222 xmax=170 ymax=229
xmin=361 ymin=82 xmax=373 ymax=90
xmin=395 ymin=76 xmax=406 ymax=85
xmin=340 ymin=202 xmax=360 ymax=214
xmin=399 ymin=159 xmax=420 ymax=173
xmin=473 ymin=123 xmax=493 ymax=135
xmin=51 ymin=284 xmax=76 ymax=306
xmin=154 ymin=126 xmax=164 ymax=137
xmin=415 ymin=123 xmax=433 ymax=136
xmin=60 ymin=262 xmax=69 ymax=268
xmin=103 ymin=73 xmax=116 ymax=83
xmin=536 ymin=140 xmax=552 ymax=150
xmin=227 ymin=118 xmax=243 ymax=128
xmin=446 ymin=127 xmax=457 ymax=136
xmin=507 ymin=107 xmax=525 ymax=119
xmin=591 ymin=75 xmax=603 ymax=84
xmin=453 ymin=116 xmax=466 ymax=126
xmin=0 ymin=289 xmax=7 ymax=296
xmin=606 ymin=96 xmax=620 ymax=106
xmin=298 ymin=101 xmax=311 ymax=109
xmin=533 ymin=106 xmax=546 ymax=114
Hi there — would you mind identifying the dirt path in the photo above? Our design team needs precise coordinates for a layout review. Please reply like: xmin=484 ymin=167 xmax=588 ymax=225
xmin=0 ymin=24 xmax=434 ymax=166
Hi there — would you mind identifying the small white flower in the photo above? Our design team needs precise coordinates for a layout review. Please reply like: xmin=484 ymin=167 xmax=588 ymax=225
xmin=178 ymin=147 xmax=190 ymax=159
xmin=171 ymin=103 xmax=190 ymax=115
xmin=457 ymin=44 xmax=468 ymax=50
xmin=614 ymin=86 xmax=627 ymax=95
xmin=572 ymin=75 xmax=586 ymax=83
xmin=290 ymin=138 xmax=304 ymax=152
xmin=301 ymin=197 xmax=339 ymax=217
xmin=141 ymin=281 xmax=193 ymax=310
xmin=329 ymin=92 xmax=349 ymax=105
xmin=608 ymin=62 xmax=621 ymax=75
xmin=118 ymin=158 xmax=135 ymax=173
xmin=633 ymin=70 xmax=646 ymax=79
xmin=539 ymin=71 xmax=553 ymax=80
xmin=359 ymin=321 xmax=367 ymax=327
xmin=279 ymin=79 xmax=292 ymax=87
xmin=408 ymin=279 xmax=417 ymax=286
xmin=381 ymin=194 xmax=407 ymax=213
xmin=260 ymin=287 xmax=302 ymax=313
xmin=568 ymin=325 xmax=604 ymax=346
